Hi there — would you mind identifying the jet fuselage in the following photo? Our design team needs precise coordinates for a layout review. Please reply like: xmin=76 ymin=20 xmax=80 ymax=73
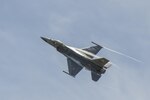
xmin=41 ymin=37 xmax=111 ymax=81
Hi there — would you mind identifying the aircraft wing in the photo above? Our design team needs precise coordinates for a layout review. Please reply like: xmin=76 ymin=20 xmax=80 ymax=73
xmin=67 ymin=58 xmax=83 ymax=77
xmin=82 ymin=42 xmax=103 ymax=54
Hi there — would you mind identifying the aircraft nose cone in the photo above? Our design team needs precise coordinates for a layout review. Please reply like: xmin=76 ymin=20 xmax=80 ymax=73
xmin=41 ymin=37 xmax=48 ymax=42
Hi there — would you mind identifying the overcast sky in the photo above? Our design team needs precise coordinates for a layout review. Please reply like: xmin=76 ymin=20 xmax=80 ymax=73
xmin=0 ymin=0 xmax=150 ymax=100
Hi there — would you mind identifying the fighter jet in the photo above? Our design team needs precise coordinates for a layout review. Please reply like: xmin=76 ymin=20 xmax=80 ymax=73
xmin=41 ymin=37 xmax=112 ymax=81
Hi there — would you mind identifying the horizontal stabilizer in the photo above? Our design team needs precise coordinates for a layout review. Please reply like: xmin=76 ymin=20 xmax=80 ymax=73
xmin=91 ymin=72 xmax=101 ymax=82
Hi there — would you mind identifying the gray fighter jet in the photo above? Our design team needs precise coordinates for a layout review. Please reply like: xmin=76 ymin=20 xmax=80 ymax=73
xmin=41 ymin=37 xmax=112 ymax=81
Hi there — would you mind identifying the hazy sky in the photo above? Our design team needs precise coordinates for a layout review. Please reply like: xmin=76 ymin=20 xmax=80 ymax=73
xmin=0 ymin=0 xmax=150 ymax=100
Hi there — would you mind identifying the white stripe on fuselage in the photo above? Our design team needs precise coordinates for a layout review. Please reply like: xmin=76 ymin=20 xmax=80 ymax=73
xmin=67 ymin=46 xmax=88 ymax=58
xmin=67 ymin=46 xmax=99 ymax=59
xmin=65 ymin=46 xmax=90 ymax=69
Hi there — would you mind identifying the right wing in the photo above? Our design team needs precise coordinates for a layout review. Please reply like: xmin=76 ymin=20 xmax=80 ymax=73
xmin=66 ymin=58 xmax=83 ymax=77
xmin=82 ymin=42 xmax=103 ymax=54
xmin=91 ymin=72 xmax=101 ymax=81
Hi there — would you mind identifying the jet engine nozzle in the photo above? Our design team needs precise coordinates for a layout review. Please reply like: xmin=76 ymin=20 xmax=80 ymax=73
xmin=104 ymin=62 xmax=112 ymax=69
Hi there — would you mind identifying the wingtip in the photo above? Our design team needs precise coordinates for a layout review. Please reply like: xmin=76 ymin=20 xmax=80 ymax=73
xmin=63 ymin=71 xmax=75 ymax=78
xmin=91 ymin=41 xmax=103 ymax=47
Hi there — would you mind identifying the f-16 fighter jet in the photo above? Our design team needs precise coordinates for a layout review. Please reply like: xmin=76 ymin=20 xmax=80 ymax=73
xmin=41 ymin=37 xmax=112 ymax=82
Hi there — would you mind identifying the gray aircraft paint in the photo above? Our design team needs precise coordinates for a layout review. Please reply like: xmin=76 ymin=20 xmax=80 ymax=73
xmin=41 ymin=37 xmax=111 ymax=81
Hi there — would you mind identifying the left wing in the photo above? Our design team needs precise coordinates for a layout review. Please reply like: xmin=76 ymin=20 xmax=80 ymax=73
xmin=82 ymin=42 xmax=103 ymax=54
xmin=66 ymin=58 xmax=83 ymax=77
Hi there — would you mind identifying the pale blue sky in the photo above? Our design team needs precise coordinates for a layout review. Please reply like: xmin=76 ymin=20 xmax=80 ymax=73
xmin=0 ymin=0 xmax=150 ymax=100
